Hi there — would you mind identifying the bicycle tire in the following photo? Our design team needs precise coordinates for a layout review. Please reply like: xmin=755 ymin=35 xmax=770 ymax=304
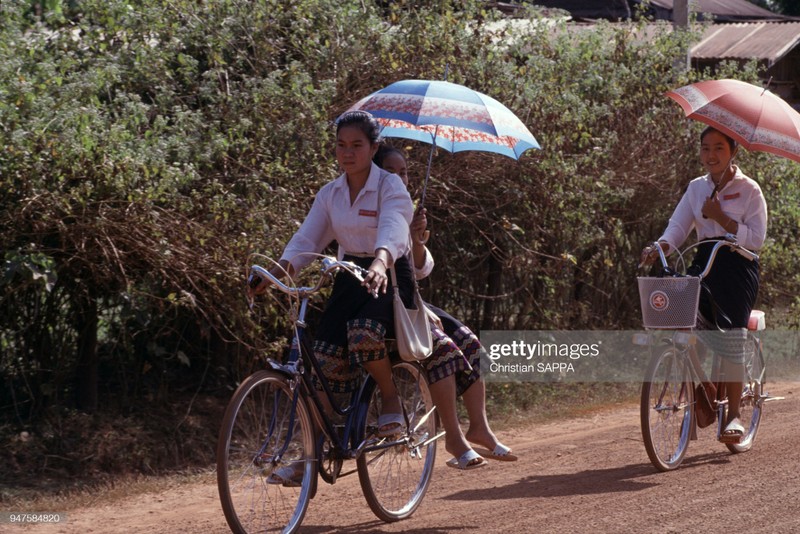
xmin=726 ymin=335 xmax=764 ymax=453
xmin=217 ymin=370 xmax=316 ymax=534
xmin=356 ymin=360 xmax=437 ymax=522
xmin=641 ymin=347 xmax=694 ymax=471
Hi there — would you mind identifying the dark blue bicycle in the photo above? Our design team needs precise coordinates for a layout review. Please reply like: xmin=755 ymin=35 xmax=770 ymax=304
xmin=216 ymin=256 xmax=440 ymax=533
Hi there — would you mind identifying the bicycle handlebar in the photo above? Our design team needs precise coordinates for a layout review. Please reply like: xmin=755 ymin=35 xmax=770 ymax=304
xmin=248 ymin=257 xmax=372 ymax=298
xmin=648 ymin=236 xmax=758 ymax=279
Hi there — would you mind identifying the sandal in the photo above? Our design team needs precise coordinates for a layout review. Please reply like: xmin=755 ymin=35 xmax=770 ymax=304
xmin=446 ymin=449 xmax=488 ymax=470
xmin=470 ymin=442 xmax=518 ymax=462
xmin=266 ymin=462 xmax=305 ymax=487
xmin=719 ymin=418 xmax=745 ymax=444
xmin=376 ymin=413 xmax=406 ymax=438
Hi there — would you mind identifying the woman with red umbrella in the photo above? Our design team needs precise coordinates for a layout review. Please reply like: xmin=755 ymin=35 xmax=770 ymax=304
xmin=640 ymin=126 xmax=768 ymax=442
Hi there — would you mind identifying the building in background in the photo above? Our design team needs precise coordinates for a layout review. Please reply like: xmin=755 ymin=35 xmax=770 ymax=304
xmin=491 ymin=1 xmax=800 ymax=105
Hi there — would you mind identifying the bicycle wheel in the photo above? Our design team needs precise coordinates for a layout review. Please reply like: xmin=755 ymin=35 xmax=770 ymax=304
xmin=641 ymin=347 xmax=694 ymax=471
xmin=217 ymin=370 xmax=316 ymax=534
xmin=356 ymin=360 xmax=437 ymax=522
xmin=727 ymin=335 xmax=763 ymax=453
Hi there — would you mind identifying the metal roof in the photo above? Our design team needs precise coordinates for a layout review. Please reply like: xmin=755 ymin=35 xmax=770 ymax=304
xmin=650 ymin=0 xmax=786 ymax=19
xmin=516 ymin=1 xmax=632 ymax=20
xmin=691 ymin=22 xmax=800 ymax=64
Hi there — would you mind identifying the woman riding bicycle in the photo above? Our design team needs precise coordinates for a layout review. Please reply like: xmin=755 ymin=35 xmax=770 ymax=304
xmin=254 ymin=111 xmax=413 ymax=439
xmin=640 ymin=126 xmax=767 ymax=443
xmin=253 ymin=112 xmax=488 ymax=480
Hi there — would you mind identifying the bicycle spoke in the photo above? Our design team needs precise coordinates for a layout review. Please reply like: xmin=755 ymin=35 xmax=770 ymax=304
xmin=357 ymin=362 xmax=436 ymax=522
xmin=641 ymin=348 xmax=693 ymax=471
xmin=217 ymin=371 xmax=315 ymax=534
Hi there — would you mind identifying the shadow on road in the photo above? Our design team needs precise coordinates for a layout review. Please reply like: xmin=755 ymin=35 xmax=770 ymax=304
xmin=301 ymin=520 xmax=477 ymax=533
xmin=442 ymin=450 xmax=732 ymax=501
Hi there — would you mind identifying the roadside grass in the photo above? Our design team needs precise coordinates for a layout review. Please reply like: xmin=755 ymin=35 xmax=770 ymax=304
xmin=2 ymin=383 xmax=640 ymax=510
xmin=0 ymin=468 xmax=217 ymax=513
xmin=479 ymin=382 xmax=641 ymax=430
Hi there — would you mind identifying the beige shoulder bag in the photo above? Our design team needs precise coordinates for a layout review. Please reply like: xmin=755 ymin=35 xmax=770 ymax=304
xmin=376 ymin=170 xmax=434 ymax=362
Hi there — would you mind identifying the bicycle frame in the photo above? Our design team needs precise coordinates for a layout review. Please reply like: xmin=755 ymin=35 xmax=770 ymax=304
xmin=249 ymin=260 xmax=425 ymax=470
xmin=218 ymin=256 xmax=439 ymax=533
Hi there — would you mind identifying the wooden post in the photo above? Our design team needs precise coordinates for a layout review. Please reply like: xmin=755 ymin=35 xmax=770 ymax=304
xmin=673 ymin=0 xmax=689 ymax=28
xmin=673 ymin=0 xmax=690 ymax=71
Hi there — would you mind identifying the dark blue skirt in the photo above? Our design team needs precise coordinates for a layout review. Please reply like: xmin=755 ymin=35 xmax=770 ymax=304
xmin=689 ymin=241 xmax=759 ymax=329
xmin=314 ymin=254 xmax=414 ymax=348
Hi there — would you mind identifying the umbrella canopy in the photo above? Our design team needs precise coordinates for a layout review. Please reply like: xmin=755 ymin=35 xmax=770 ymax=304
xmin=346 ymin=79 xmax=540 ymax=160
xmin=666 ymin=79 xmax=800 ymax=164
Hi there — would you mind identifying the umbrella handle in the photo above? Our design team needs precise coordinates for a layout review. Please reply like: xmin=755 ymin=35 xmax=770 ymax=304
xmin=419 ymin=125 xmax=439 ymax=208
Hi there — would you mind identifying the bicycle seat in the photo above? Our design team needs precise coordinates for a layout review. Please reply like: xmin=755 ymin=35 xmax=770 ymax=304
xmin=748 ymin=310 xmax=765 ymax=331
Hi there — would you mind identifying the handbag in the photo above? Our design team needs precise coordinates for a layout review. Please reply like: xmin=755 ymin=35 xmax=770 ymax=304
xmin=695 ymin=382 xmax=717 ymax=429
xmin=374 ymin=168 xmax=434 ymax=362
xmin=390 ymin=250 xmax=434 ymax=362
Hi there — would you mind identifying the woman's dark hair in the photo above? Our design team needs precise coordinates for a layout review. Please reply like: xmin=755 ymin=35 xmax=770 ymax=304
xmin=700 ymin=125 xmax=737 ymax=152
xmin=373 ymin=142 xmax=406 ymax=167
xmin=335 ymin=110 xmax=382 ymax=143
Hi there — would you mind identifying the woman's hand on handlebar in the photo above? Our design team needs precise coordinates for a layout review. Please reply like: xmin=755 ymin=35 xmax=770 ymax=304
xmin=247 ymin=261 xmax=292 ymax=299
xmin=364 ymin=250 xmax=391 ymax=297
xmin=639 ymin=242 xmax=668 ymax=268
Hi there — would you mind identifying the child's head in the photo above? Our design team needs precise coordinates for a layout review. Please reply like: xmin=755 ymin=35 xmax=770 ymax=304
xmin=373 ymin=143 xmax=408 ymax=185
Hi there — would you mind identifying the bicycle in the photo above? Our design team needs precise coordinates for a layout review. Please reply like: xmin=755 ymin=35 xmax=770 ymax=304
xmin=216 ymin=256 xmax=441 ymax=533
xmin=635 ymin=237 xmax=783 ymax=472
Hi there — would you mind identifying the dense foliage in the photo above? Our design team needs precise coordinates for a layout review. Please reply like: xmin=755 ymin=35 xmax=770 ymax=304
xmin=2 ymin=0 xmax=799 ymax=479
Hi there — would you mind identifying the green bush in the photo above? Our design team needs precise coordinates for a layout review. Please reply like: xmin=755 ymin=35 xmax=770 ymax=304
xmin=2 ymin=0 xmax=798 ymax=479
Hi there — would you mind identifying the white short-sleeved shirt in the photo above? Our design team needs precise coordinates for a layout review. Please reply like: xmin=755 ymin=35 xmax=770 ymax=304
xmin=414 ymin=246 xmax=435 ymax=280
xmin=659 ymin=167 xmax=767 ymax=254
xmin=281 ymin=163 xmax=413 ymax=272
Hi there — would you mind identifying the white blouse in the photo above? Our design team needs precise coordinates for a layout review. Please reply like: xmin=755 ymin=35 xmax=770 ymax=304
xmin=281 ymin=163 xmax=413 ymax=273
xmin=659 ymin=167 xmax=767 ymax=254
xmin=414 ymin=246 xmax=435 ymax=280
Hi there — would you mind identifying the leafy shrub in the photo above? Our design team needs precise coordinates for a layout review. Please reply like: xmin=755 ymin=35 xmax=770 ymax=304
xmin=2 ymin=0 xmax=798 ymax=479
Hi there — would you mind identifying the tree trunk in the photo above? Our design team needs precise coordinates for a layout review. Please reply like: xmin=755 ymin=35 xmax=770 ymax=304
xmin=481 ymin=252 xmax=503 ymax=331
xmin=75 ymin=296 xmax=98 ymax=413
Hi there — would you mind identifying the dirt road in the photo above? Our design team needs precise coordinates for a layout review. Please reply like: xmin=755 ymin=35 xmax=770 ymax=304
xmin=14 ymin=383 xmax=799 ymax=533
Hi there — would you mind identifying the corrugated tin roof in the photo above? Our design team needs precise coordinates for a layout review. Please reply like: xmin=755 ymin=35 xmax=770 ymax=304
xmin=650 ymin=0 xmax=784 ymax=19
xmin=691 ymin=22 xmax=800 ymax=64
xmin=520 ymin=1 xmax=632 ymax=20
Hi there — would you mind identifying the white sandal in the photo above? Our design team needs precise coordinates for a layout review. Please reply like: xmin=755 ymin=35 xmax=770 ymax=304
xmin=376 ymin=413 xmax=406 ymax=437
xmin=446 ymin=449 xmax=488 ymax=470
xmin=266 ymin=463 xmax=305 ymax=487
xmin=471 ymin=442 xmax=518 ymax=462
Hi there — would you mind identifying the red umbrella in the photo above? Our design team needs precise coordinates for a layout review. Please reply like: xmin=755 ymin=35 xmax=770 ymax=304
xmin=666 ymin=79 xmax=800 ymax=164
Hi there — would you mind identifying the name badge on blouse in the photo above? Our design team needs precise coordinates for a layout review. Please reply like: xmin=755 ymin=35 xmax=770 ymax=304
xmin=722 ymin=193 xmax=740 ymax=201
xmin=358 ymin=209 xmax=378 ymax=217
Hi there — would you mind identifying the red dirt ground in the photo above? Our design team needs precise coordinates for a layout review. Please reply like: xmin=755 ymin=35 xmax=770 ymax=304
xmin=14 ymin=382 xmax=799 ymax=534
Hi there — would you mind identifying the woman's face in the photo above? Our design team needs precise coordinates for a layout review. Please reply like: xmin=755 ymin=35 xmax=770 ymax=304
xmin=700 ymin=130 xmax=735 ymax=176
xmin=336 ymin=125 xmax=377 ymax=178
xmin=381 ymin=152 xmax=408 ymax=185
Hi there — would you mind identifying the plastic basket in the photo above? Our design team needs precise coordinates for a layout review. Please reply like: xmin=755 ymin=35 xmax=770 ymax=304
xmin=637 ymin=276 xmax=701 ymax=329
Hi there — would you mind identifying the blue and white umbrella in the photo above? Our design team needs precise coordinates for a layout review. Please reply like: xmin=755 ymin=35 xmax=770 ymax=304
xmin=344 ymin=79 xmax=540 ymax=203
